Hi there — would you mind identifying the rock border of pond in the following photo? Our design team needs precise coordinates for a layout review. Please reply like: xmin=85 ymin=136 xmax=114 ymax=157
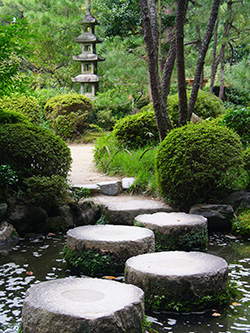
xmin=125 ymin=251 xmax=230 ymax=313
xmin=134 ymin=212 xmax=208 ymax=251
xmin=64 ymin=225 xmax=155 ymax=276
xmin=21 ymin=277 xmax=145 ymax=333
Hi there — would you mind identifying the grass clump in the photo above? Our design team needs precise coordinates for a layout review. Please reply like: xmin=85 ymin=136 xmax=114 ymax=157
xmin=94 ymin=133 xmax=158 ymax=195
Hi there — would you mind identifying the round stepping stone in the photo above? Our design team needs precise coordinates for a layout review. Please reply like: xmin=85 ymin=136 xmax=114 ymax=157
xmin=125 ymin=251 xmax=229 ymax=313
xmin=65 ymin=225 xmax=155 ymax=276
xmin=134 ymin=212 xmax=207 ymax=251
xmin=89 ymin=195 xmax=174 ymax=225
xmin=21 ymin=277 xmax=144 ymax=333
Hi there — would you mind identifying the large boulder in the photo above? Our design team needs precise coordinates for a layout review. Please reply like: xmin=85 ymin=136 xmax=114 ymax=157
xmin=189 ymin=204 xmax=234 ymax=232
xmin=0 ymin=221 xmax=19 ymax=254
xmin=0 ymin=203 xmax=8 ymax=221
xmin=226 ymin=191 xmax=250 ymax=210
xmin=8 ymin=205 xmax=48 ymax=236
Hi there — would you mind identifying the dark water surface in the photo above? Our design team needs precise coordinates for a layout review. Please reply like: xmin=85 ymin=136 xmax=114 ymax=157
xmin=0 ymin=233 xmax=250 ymax=333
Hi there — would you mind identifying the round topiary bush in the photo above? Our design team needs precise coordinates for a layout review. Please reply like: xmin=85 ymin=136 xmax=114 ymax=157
xmin=0 ymin=108 xmax=30 ymax=124
xmin=113 ymin=111 xmax=159 ymax=148
xmin=0 ymin=94 xmax=42 ymax=124
xmin=0 ymin=123 xmax=72 ymax=181
xmin=222 ymin=107 xmax=250 ymax=147
xmin=156 ymin=122 xmax=246 ymax=209
xmin=167 ymin=90 xmax=224 ymax=126
xmin=44 ymin=93 xmax=93 ymax=140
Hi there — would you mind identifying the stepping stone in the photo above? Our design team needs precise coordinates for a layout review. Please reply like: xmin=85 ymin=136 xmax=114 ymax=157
xmin=89 ymin=195 xmax=175 ymax=225
xmin=21 ymin=277 xmax=144 ymax=333
xmin=65 ymin=225 xmax=155 ymax=276
xmin=134 ymin=212 xmax=208 ymax=251
xmin=71 ymin=184 xmax=101 ymax=195
xmin=97 ymin=181 xmax=123 ymax=196
xmin=125 ymin=251 xmax=229 ymax=313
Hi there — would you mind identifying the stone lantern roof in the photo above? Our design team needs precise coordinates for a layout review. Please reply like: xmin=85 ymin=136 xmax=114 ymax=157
xmin=71 ymin=0 xmax=105 ymax=99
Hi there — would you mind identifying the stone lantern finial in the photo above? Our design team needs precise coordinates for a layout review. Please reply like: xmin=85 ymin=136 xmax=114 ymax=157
xmin=85 ymin=0 xmax=90 ymax=16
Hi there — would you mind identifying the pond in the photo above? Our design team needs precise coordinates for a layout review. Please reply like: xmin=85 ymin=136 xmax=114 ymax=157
xmin=0 ymin=232 xmax=250 ymax=333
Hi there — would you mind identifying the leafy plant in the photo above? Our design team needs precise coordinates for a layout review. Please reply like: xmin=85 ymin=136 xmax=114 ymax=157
xmin=156 ymin=121 xmax=246 ymax=209
xmin=44 ymin=93 xmax=93 ymax=140
xmin=0 ymin=94 xmax=42 ymax=124
xmin=71 ymin=187 xmax=91 ymax=203
xmin=222 ymin=107 xmax=250 ymax=147
xmin=0 ymin=165 xmax=18 ymax=201
xmin=232 ymin=209 xmax=250 ymax=236
xmin=167 ymin=90 xmax=224 ymax=127
xmin=113 ymin=110 xmax=159 ymax=148
xmin=0 ymin=123 xmax=72 ymax=181
xmin=21 ymin=175 xmax=68 ymax=208
xmin=0 ymin=108 xmax=29 ymax=124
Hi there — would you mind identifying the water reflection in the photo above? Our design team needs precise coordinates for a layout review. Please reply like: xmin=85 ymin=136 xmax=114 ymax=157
xmin=0 ymin=233 xmax=250 ymax=332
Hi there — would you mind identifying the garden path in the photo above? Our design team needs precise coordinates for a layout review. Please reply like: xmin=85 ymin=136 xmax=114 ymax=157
xmin=68 ymin=144 xmax=120 ymax=186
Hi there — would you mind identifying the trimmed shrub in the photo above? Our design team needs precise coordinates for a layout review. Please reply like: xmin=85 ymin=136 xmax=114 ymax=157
xmin=0 ymin=123 xmax=72 ymax=181
xmin=156 ymin=122 xmax=246 ymax=209
xmin=0 ymin=94 xmax=42 ymax=124
xmin=0 ymin=108 xmax=29 ymax=124
xmin=113 ymin=111 xmax=159 ymax=148
xmin=44 ymin=93 xmax=93 ymax=140
xmin=222 ymin=107 xmax=250 ymax=146
xmin=21 ymin=175 xmax=68 ymax=208
xmin=167 ymin=90 xmax=224 ymax=126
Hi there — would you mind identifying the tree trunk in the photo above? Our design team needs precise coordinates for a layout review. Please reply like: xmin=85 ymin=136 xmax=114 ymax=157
xmin=209 ymin=17 xmax=219 ymax=93
xmin=188 ymin=0 xmax=220 ymax=119
xmin=176 ymin=0 xmax=188 ymax=126
xmin=161 ymin=38 xmax=176 ymax=98
xmin=139 ymin=0 xmax=173 ymax=141
xmin=219 ymin=46 xmax=225 ymax=100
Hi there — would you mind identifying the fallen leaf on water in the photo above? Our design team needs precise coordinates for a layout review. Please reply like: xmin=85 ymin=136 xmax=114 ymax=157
xmin=48 ymin=233 xmax=55 ymax=236
xmin=26 ymin=271 xmax=33 ymax=275
xmin=232 ymin=302 xmax=240 ymax=306
xmin=212 ymin=312 xmax=221 ymax=317
xmin=103 ymin=276 xmax=116 ymax=280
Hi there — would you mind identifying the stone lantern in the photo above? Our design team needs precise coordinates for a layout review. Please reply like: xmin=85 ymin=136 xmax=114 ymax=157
xmin=72 ymin=0 xmax=104 ymax=98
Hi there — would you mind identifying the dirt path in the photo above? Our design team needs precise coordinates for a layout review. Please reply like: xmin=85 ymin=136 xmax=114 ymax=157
xmin=68 ymin=144 xmax=120 ymax=185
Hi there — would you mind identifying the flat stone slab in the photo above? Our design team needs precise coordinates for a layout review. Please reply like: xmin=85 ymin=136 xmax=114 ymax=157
xmin=96 ymin=181 xmax=123 ymax=196
xmin=67 ymin=225 xmax=155 ymax=258
xmin=88 ymin=195 xmax=175 ymax=225
xmin=125 ymin=251 xmax=228 ymax=312
xmin=22 ymin=277 xmax=144 ymax=333
xmin=134 ymin=212 xmax=207 ymax=250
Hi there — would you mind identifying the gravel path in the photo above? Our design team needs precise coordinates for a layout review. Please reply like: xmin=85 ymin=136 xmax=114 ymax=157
xmin=68 ymin=144 xmax=120 ymax=185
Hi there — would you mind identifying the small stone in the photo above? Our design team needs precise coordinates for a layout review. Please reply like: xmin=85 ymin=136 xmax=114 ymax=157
xmin=97 ymin=181 xmax=123 ymax=196
xmin=122 ymin=177 xmax=135 ymax=190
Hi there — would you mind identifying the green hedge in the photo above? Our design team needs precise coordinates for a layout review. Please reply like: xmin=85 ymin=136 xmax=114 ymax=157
xmin=156 ymin=122 xmax=246 ymax=209
xmin=222 ymin=107 xmax=250 ymax=147
xmin=113 ymin=111 xmax=159 ymax=148
xmin=0 ymin=123 xmax=72 ymax=181
xmin=167 ymin=90 xmax=224 ymax=126
xmin=0 ymin=108 xmax=29 ymax=124
xmin=44 ymin=93 xmax=93 ymax=140
xmin=0 ymin=94 xmax=42 ymax=124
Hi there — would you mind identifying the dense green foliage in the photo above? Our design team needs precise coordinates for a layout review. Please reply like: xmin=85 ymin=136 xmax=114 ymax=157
xmin=0 ymin=108 xmax=29 ymax=124
xmin=44 ymin=93 xmax=93 ymax=140
xmin=167 ymin=90 xmax=224 ymax=126
xmin=0 ymin=165 xmax=18 ymax=201
xmin=223 ymin=107 xmax=250 ymax=146
xmin=232 ymin=209 xmax=250 ymax=236
xmin=0 ymin=123 xmax=72 ymax=181
xmin=156 ymin=122 xmax=246 ymax=209
xmin=113 ymin=111 xmax=159 ymax=148
xmin=0 ymin=94 xmax=41 ymax=123
xmin=21 ymin=175 xmax=68 ymax=207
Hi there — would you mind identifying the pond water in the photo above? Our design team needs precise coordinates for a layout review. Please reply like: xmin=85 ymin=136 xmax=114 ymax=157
xmin=0 ymin=232 xmax=250 ymax=333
